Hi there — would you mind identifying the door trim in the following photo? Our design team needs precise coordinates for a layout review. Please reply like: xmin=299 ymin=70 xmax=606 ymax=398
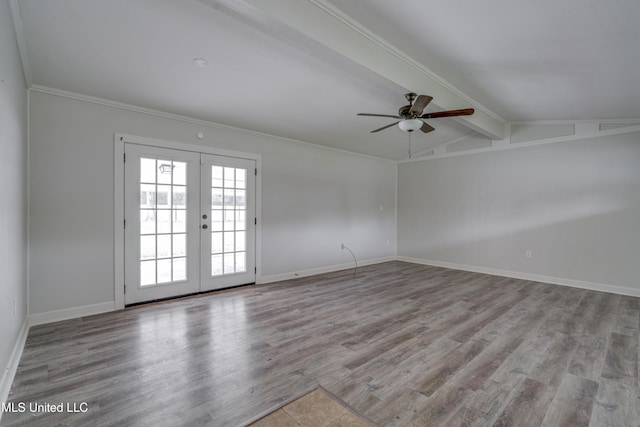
xmin=114 ymin=133 xmax=262 ymax=310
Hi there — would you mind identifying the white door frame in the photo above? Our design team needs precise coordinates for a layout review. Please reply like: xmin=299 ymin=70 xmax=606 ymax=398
xmin=114 ymin=133 xmax=262 ymax=309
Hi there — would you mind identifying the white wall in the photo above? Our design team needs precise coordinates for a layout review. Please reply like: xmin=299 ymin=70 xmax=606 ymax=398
xmin=28 ymin=90 xmax=396 ymax=315
xmin=0 ymin=0 xmax=28 ymax=402
xmin=398 ymin=132 xmax=640 ymax=293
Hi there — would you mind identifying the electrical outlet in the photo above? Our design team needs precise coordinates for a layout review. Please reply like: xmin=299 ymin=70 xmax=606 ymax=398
xmin=525 ymin=250 xmax=533 ymax=259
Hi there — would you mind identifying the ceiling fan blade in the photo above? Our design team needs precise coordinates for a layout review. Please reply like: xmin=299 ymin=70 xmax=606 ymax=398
xmin=409 ymin=95 xmax=433 ymax=115
xmin=358 ymin=113 xmax=402 ymax=119
xmin=420 ymin=122 xmax=435 ymax=133
xmin=370 ymin=121 xmax=400 ymax=133
xmin=421 ymin=108 xmax=475 ymax=119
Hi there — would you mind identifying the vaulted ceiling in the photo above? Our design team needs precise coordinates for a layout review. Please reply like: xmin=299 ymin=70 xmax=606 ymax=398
xmin=10 ymin=0 xmax=640 ymax=160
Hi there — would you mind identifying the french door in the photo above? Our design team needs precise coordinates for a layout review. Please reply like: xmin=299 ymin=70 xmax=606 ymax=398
xmin=124 ymin=144 xmax=255 ymax=305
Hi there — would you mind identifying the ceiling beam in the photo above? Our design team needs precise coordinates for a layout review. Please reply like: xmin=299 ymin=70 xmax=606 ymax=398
xmin=205 ymin=0 xmax=506 ymax=140
xmin=8 ymin=0 xmax=33 ymax=87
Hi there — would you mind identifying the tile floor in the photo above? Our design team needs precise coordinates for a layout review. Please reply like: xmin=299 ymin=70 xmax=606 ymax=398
xmin=248 ymin=388 xmax=373 ymax=427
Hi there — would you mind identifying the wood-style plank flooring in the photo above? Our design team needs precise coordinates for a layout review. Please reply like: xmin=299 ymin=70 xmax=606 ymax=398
xmin=2 ymin=261 xmax=639 ymax=426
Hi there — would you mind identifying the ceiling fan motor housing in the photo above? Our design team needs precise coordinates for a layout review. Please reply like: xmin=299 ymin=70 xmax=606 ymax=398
xmin=400 ymin=92 xmax=418 ymax=118
xmin=398 ymin=105 xmax=412 ymax=118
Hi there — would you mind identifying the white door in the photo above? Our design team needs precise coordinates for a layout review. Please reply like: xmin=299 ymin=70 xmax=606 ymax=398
xmin=124 ymin=144 xmax=255 ymax=305
xmin=201 ymin=155 xmax=256 ymax=291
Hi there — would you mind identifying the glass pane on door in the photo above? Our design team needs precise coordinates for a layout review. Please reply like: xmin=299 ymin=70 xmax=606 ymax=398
xmin=125 ymin=144 xmax=203 ymax=305
xmin=139 ymin=158 xmax=188 ymax=286
xmin=209 ymin=166 xmax=247 ymax=276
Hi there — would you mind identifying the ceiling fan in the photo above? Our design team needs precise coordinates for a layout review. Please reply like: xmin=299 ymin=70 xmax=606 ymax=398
xmin=358 ymin=93 xmax=475 ymax=133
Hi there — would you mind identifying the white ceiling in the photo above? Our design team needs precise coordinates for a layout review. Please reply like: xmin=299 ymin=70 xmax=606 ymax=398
xmin=329 ymin=0 xmax=640 ymax=121
xmin=13 ymin=0 xmax=640 ymax=160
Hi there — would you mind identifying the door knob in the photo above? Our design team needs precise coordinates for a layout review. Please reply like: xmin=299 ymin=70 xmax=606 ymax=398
xmin=202 ymin=224 xmax=208 ymax=229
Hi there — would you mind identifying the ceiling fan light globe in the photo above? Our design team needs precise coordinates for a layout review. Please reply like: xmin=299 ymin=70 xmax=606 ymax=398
xmin=398 ymin=119 xmax=422 ymax=132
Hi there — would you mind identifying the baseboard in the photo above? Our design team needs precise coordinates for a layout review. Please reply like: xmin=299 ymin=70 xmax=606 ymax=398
xmin=0 ymin=318 xmax=29 ymax=415
xmin=258 ymin=256 xmax=396 ymax=284
xmin=397 ymin=256 xmax=640 ymax=298
xmin=25 ymin=259 xmax=394 ymax=324
xmin=28 ymin=301 xmax=115 ymax=327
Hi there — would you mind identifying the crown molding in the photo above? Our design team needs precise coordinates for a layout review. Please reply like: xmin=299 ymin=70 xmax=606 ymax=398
xmin=510 ymin=118 xmax=640 ymax=125
xmin=408 ymin=133 xmax=476 ymax=160
xmin=399 ymin=122 xmax=640 ymax=164
xmin=31 ymin=84 xmax=640 ymax=166
xmin=29 ymin=85 xmax=396 ymax=164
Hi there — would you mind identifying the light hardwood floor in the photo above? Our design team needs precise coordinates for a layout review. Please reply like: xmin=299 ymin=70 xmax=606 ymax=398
xmin=2 ymin=261 xmax=639 ymax=426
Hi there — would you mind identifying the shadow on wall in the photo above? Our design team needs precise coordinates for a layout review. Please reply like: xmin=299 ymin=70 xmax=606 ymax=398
xmin=399 ymin=170 xmax=640 ymax=289
xmin=416 ymin=181 xmax=626 ymax=254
